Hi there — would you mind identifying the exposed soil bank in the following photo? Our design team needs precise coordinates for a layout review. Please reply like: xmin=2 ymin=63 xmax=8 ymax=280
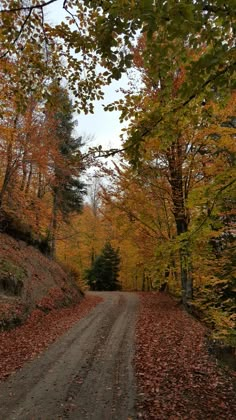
xmin=0 ymin=232 xmax=83 ymax=330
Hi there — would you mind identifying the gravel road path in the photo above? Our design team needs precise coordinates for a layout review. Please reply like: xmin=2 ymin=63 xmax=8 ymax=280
xmin=0 ymin=292 xmax=139 ymax=420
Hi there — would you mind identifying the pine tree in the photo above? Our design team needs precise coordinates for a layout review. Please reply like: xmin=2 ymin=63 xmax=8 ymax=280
xmin=85 ymin=242 xmax=121 ymax=291
xmin=45 ymin=84 xmax=86 ymax=255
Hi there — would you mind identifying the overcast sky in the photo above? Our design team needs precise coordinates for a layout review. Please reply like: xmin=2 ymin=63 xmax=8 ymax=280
xmin=46 ymin=1 xmax=128 ymax=151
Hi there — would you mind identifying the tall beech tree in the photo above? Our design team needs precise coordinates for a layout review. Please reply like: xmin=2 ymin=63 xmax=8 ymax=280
xmin=108 ymin=27 xmax=235 ymax=304
xmin=100 ymin=162 xmax=174 ymax=289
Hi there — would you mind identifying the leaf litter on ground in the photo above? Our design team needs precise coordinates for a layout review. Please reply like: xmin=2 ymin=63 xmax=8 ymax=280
xmin=135 ymin=292 xmax=236 ymax=420
xmin=0 ymin=295 xmax=102 ymax=380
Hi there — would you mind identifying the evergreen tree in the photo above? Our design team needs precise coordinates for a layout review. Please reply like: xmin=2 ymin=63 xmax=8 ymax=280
xmin=46 ymin=84 xmax=86 ymax=255
xmin=85 ymin=242 xmax=121 ymax=291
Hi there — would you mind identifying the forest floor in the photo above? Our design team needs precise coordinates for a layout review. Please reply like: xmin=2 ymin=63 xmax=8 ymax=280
xmin=0 ymin=291 xmax=235 ymax=419
xmin=135 ymin=292 xmax=236 ymax=419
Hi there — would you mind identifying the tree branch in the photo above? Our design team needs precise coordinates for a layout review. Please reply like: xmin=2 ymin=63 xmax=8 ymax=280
xmin=129 ymin=61 xmax=235 ymax=150
xmin=189 ymin=178 xmax=236 ymax=238
xmin=0 ymin=9 xmax=32 ymax=59
xmin=0 ymin=0 xmax=58 ymax=13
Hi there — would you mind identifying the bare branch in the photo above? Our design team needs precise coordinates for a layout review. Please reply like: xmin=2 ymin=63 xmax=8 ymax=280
xmin=40 ymin=6 xmax=49 ymax=63
xmin=63 ymin=1 xmax=80 ymax=31
xmin=0 ymin=0 xmax=58 ymax=13
xmin=0 ymin=8 xmax=32 ymax=59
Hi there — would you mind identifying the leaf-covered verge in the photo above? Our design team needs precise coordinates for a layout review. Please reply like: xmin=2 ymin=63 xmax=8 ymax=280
xmin=189 ymin=278 xmax=236 ymax=348
xmin=0 ymin=232 xmax=84 ymax=330
xmin=135 ymin=293 xmax=236 ymax=420
xmin=0 ymin=294 xmax=102 ymax=381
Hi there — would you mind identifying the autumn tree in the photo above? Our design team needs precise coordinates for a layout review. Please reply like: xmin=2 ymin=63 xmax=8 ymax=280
xmin=0 ymin=61 xmax=86 ymax=251
xmin=100 ymin=161 xmax=175 ymax=290
xmin=1 ymin=1 xmax=234 ymax=113
xmin=0 ymin=27 xmax=66 ymax=240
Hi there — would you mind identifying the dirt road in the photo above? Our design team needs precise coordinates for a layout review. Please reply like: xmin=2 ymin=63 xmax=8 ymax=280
xmin=0 ymin=292 xmax=139 ymax=420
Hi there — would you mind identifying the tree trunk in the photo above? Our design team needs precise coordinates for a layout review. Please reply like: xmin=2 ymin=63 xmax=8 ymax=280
xmin=20 ymin=144 xmax=29 ymax=192
xmin=20 ymin=158 xmax=27 ymax=191
xmin=49 ymin=188 xmax=58 ymax=257
xmin=37 ymin=171 xmax=44 ymax=199
xmin=142 ymin=270 xmax=146 ymax=291
xmin=91 ymin=247 xmax=95 ymax=264
xmin=180 ymin=244 xmax=193 ymax=305
xmin=25 ymin=163 xmax=33 ymax=196
xmin=167 ymin=138 xmax=193 ymax=304
xmin=21 ymin=105 xmax=33 ymax=193
xmin=0 ymin=115 xmax=19 ymax=207
xmin=0 ymin=143 xmax=14 ymax=207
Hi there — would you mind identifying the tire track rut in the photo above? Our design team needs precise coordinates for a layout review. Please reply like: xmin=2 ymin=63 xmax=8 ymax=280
xmin=0 ymin=292 xmax=138 ymax=420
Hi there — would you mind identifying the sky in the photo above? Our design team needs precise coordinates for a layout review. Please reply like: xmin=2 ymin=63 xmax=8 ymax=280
xmin=46 ymin=1 xmax=128 ymax=151
xmin=76 ymin=77 xmax=129 ymax=151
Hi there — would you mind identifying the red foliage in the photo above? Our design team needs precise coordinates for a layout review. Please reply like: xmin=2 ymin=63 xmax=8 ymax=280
xmin=135 ymin=293 xmax=236 ymax=419
xmin=0 ymin=295 xmax=102 ymax=380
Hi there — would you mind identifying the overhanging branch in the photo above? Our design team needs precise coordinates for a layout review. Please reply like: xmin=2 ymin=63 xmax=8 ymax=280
xmin=0 ymin=0 xmax=58 ymax=13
